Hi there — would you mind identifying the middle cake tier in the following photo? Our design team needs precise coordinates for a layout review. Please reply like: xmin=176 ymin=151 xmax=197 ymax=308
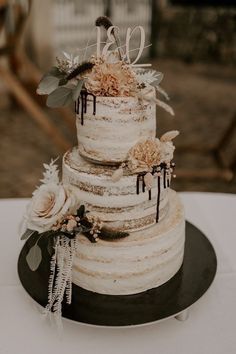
xmin=63 ymin=148 xmax=170 ymax=232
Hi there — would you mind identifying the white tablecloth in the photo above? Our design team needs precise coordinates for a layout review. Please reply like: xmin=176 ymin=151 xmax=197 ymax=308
xmin=0 ymin=192 xmax=236 ymax=354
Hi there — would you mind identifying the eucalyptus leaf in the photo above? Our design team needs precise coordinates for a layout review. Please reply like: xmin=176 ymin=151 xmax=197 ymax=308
xmin=37 ymin=76 xmax=60 ymax=95
xmin=46 ymin=87 xmax=73 ymax=108
xmin=38 ymin=67 xmax=64 ymax=83
xmin=26 ymin=243 xmax=42 ymax=271
xmin=20 ymin=229 xmax=35 ymax=241
xmin=72 ymin=80 xmax=84 ymax=101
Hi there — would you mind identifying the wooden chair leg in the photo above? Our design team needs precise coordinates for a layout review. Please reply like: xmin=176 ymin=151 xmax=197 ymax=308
xmin=0 ymin=66 xmax=71 ymax=151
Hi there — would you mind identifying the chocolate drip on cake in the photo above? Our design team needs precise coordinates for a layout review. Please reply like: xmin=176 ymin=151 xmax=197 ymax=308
xmin=135 ymin=162 xmax=173 ymax=223
xmin=81 ymin=93 xmax=85 ymax=125
xmin=163 ymin=168 xmax=166 ymax=189
xmin=75 ymin=90 xmax=96 ymax=125
xmin=156 ymin=175 xmax=161 ymax=223
xmin=136 ymin=175 xmax=141 ymax=194
xmin=148 ymin=190 xmax=152 ymax=201
xmin=93 ymin=95 xmax=96 ymax=115
xmin=142 ymin=175 xmax=145 ymax=193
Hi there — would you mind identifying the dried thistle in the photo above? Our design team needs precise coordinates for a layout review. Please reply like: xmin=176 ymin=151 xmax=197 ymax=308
xmin=95 ymin=16 xmax=113 ymax=30
xmin=66 ymin=62 xmax=94 ymax=81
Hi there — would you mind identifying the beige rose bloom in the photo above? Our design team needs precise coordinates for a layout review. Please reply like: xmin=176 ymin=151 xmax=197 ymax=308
xmin=24 ymin=183 xmax=77 ymax=233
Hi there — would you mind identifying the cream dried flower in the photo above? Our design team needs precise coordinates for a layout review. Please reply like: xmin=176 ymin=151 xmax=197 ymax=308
xmin=160 ymin=141 xmax=176 ymax=164
xmin=144 ymin=172 xmax=154 ymax=190
xmin=160 ymin=130 xmax=179 ymax=163
xmin=160 ymin=130 xmax=179 ymax=142
xmin=84 ymin=60 xmax=138 ymax=97
xmin=127 ymin=138 xmax=162 ymax=173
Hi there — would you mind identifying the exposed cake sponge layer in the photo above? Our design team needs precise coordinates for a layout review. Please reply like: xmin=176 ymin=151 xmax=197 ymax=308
xmin=63 ymin=148 xmax=169 ymax=231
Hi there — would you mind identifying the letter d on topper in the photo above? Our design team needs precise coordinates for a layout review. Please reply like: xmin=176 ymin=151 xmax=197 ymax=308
xmin=126 ymin=26 xmax=145 ymax=65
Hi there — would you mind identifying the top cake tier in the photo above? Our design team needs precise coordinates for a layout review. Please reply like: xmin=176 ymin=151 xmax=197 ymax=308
xmin=76 ymin=86 xmax=156 ymax=165
xmin=36 ymin=18 xmax=175 ymax=166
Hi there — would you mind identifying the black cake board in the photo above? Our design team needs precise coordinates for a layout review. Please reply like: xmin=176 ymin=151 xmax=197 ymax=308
xmin=18 ymin=221 xmax=217 ymax=327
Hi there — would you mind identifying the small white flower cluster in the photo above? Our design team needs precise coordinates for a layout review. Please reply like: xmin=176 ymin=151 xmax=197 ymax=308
xmin=52 ymin=214 xmax=81 ymax=234
xmin=87 ymin=215 xmax=104 ymax=242
xmin=62 ymin=52 xmax=80 ymax=71
xmin=56 ymin=52 xmax=80 ymax=74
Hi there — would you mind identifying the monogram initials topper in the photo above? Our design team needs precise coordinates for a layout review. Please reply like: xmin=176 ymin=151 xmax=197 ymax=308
xmin=96 ymin=25 xmax=151 ymax=67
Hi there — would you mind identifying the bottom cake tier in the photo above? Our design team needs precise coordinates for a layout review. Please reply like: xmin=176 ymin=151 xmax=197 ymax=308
xmin=72 ymin=189 xmax=185 ymax=295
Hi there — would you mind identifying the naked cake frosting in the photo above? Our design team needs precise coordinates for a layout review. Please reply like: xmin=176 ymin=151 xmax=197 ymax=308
xmin=20 ymin=16 xmax=185 ymax=320
xmin=76 ymin=86 xmax=156 ymax=164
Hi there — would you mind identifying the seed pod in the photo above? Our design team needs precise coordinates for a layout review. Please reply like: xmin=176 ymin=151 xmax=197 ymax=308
xmin=112 ymin=167 xmax=123 ymax=182
xmin=160 ymin=130 xmax=179 ymax=142
xmin=144 ymin=172 xmax=154 ymax=190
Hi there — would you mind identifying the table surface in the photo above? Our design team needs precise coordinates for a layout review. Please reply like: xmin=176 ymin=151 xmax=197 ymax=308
xmin=0 ymin=192 xmax=236 ymax=354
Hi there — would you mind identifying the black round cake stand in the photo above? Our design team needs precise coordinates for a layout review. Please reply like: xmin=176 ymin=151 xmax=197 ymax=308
xmin=18 ymin=221 xmax=217 ymax=327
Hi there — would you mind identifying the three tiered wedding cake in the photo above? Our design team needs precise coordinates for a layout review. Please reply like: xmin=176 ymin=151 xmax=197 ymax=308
xmin=20 ymin=17 xmax=185 ymax=316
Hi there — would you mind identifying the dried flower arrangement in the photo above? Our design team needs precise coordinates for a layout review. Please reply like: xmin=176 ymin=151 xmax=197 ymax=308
xmin=20 ymin=160 xmax=128 ymax=321
xmin=112 ymin=130 xmax=179 ymax=183
xmin=84 ymin=58 xmax=138 ymax=97
xmin=36 ymin=16 xmax=174 ymax=116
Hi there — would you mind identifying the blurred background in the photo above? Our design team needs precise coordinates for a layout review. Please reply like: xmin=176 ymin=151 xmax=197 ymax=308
xmin=0 ymin=0 xmax=236 ymax=198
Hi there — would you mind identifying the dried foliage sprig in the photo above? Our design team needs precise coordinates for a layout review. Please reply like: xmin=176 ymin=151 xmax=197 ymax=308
xmin=64 ymin=61 xmax=94 ymax=82
xmin=99 ymin=228 xmax=129 ymax=241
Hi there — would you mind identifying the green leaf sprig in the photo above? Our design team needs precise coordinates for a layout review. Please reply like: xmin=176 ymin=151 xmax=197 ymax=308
xmin=37 ymin=61 xmax=94 ymax=108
